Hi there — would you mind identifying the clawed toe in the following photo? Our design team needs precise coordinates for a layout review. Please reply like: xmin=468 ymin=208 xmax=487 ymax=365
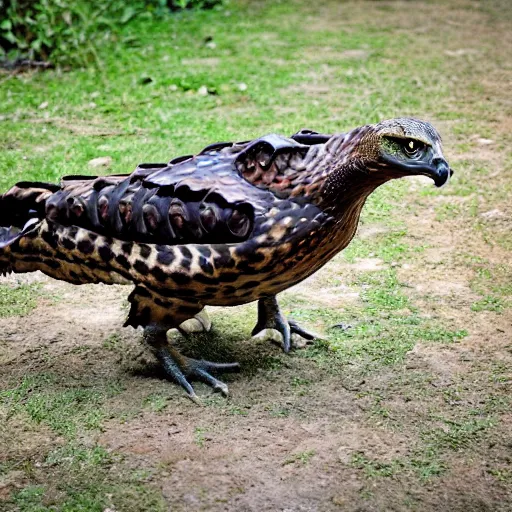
xmin=289 ymin=319 xmax=317 ymax=340
xmin=185 ymin=359 xmax=240 ymax=396
xmin=252 ymin=297 xmax=320 ymax=353
xmin=177 ymin=357 xmax=239 ymax=400
xmin=144 ymin=326 xmax=239 ymax=403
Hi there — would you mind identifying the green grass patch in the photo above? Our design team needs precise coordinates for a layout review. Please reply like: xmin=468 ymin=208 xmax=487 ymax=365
xmin=422 ymin=416 xmax=496 ymax=452
xmin=283 ymin=450 xmax=315 ymax=466
xmin=293 ymin=268 xmax=467 ymax=375
xmin=0 ymin=282 xmax=42 ymax=317
xmin=1 ymin=373 xmax=123 ymax=437
xmin=470 ymin=263 xmax=512 ymax=299
xmin=351 ymin=452 xmax=404 ymax=478
xmin=143 ymin=392 xmax=169 ymax=412
xmin=8 ymin=442 xmax=166 ymax=512
xmin=471 ymin=295 xmax=506 ymax=313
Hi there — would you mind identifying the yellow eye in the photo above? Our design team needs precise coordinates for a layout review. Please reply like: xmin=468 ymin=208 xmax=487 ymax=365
xmin=404 ymin=139 xmax=424 ymax=154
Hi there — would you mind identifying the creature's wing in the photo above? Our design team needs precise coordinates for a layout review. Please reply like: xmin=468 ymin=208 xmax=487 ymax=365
xmin=290 ymin=129 xmax=333 ymax=146
xmin=0 ymin=132 xmax=332 ymax=248
xmin=232 ymin=131 xmax=338 ymax=200
xmin=0 ymin=219 xmax=39 ymax=250
xmin=0 ymin=182 xmax=58 ymax=249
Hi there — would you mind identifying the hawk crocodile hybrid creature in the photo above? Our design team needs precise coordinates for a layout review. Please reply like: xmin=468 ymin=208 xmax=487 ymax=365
xmin=0 ymin=118 xmax=452 ymax=401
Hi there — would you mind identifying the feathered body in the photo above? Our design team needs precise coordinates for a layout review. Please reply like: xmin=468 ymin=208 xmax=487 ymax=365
xmin=0 ymin=118 xmax=452 ymax=399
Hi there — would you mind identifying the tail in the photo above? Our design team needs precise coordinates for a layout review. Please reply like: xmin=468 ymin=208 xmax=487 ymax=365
xmin=0 ymin=181 xmax=59 ymax=249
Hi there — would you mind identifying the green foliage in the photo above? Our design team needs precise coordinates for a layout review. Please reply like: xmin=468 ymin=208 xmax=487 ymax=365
xmin=0 ymin=282 xmax=41 ymax=317
xmin=0 ymin=0 xmax=223 ymax=66
xmin=0 ymin=373 xmax=123 ymax=437
xmin=471 ymin=295 xmax=506 ymax=313
xmin=283 ymin=450 xmax=315 ymax=466
xmin=351 ymin=452 xmax=404 ymax=478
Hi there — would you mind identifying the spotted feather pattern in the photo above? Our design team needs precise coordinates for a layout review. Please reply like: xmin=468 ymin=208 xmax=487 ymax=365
xmin=0 ymin=131 xmax=331 ymax=250
xmin=0 ymin=119 xmax=446 ymax=330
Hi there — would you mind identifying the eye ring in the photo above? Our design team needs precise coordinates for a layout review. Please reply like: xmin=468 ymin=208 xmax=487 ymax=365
xmin=403 ymin=139 xmax=425 ymax=155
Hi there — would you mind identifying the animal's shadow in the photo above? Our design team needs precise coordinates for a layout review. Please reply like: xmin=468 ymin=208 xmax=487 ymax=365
xmin=128 ymin=327 xmax=287 ymax=384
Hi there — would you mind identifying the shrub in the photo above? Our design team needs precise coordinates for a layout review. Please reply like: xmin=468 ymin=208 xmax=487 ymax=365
xmin=0 ymin=0 xmax=223 ymax=67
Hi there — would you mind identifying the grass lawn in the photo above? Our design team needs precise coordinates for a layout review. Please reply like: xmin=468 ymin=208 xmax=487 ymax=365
xmin=0 ymin=0 xmax=511 ymax=510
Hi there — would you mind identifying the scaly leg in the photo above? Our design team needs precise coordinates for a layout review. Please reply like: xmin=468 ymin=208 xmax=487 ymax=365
xmin=251 ymin=295 xmax=317 ymax=353
xmin=143 ymin=325 xmax=239 ymax=403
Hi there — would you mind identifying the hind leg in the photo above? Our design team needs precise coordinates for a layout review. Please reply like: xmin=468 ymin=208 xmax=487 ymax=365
xmin=143 ymin=325 xmax=239 ymax=403
xmin=126 ymin=286 xmax=239 ymax=402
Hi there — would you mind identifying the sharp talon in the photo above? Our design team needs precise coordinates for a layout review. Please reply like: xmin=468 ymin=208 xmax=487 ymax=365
xmin=252 ymin=297 xmax=317 ymax=353
xmin=188 ymin=392 xmax=203 ymax=405
xmin=289 ymin=318 xmax=318 ymax=340
xmin=144 ymin=326 xmax=238 ymax=401
xmin=214 ymin=382 xmax=229 ymax=396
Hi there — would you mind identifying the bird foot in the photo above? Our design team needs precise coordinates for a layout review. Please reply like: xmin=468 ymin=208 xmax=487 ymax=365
xmin=156 ymin=348 xmax=240 ymax=404
xmin=178 ymin=308 xmax=212 ymax=334
xmin=251 ymin=327 xmax=317 ymax=350
xmin=144 ymin=326 xmax=239 ymax=403
xmin=251 ymin=296 xmax=320 ymax=353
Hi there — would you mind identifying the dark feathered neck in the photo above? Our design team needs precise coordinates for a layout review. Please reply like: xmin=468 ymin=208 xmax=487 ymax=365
xmin=303 ymin=127 xmax=387 ymax=216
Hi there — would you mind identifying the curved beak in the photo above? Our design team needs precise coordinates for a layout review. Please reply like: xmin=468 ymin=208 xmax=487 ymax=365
xmin=381 ymin=154 xmax=454 ymax=187
xmin=429 ymin=158 xmax=453 ymax=187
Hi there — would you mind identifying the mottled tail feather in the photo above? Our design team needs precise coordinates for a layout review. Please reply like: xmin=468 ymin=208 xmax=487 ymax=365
xmin=0 ymin=181 xmax=57 ymax=251
xmin=0 ymin=181 xmax=58 ymax=228
xmin=0 ymin=219 xmax=39 ymax=249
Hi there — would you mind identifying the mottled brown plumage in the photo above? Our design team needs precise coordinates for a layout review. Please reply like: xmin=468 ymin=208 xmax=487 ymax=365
xmin=0 ymin=118 xmax=452 ymax=401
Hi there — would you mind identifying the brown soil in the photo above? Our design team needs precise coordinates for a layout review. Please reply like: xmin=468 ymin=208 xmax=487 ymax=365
xmin=1 ymin=1 xmax=512 ymax=510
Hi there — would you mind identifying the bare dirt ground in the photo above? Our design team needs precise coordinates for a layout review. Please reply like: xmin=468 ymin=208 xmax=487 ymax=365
xmin=1 ymin=1 xmax=511 ymax=511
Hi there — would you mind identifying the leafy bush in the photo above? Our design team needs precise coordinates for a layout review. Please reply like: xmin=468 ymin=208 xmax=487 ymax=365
xmin=0 ymin=0 xmax=223 ymax=67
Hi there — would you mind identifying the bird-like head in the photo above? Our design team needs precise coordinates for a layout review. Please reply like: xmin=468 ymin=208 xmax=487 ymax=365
xmin=356 ymin=117 xmax=452 ymax=187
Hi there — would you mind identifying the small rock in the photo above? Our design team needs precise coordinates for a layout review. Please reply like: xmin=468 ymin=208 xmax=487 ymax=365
xmin=340 ymin=49 xmax=369 ymax=59
xmin=477 ymin=138 xmax=494 ymax=145
xmin=169 ymin=84 xmax=178 ymax=92
xmin=179 ymin=317 xmax=204 ymax=333
xmin=197 ymin=85 xmax=209 ymax=96
xmin=331 ymin=323 xmax=352 ymax=331
xmin=205 ymin=41 xmax=217 ymax=50
xmin=252 ymin=328 xmax=283 ymax=345
xmin=480 ymin=209 xmax=504 ymax=220
xmin=237 ymin=82 xmax=248 ymax=91
xmin=291 ymin=333 xmax=310 ymax=349
xmin=38 ymin=101 xmax=49 ymax=109
xmin=88 ymin=156 xmax=113 ymax=169
xmin=444 ymin=48 xmax=478 ymax=57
